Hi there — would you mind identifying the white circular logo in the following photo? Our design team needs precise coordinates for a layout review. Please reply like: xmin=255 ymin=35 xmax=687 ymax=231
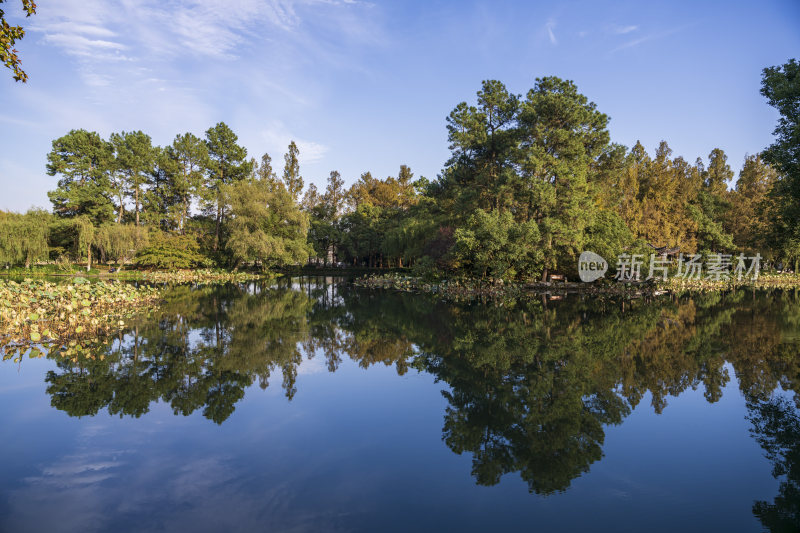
xmin=578 ymin=251 xmax=608 ymax=282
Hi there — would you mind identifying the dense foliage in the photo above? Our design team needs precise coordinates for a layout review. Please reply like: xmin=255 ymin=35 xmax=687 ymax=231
xmin=2 ymin=59 xmax=797 ymax=280
xmin=298 ymin=61 xmax=798 ymax=280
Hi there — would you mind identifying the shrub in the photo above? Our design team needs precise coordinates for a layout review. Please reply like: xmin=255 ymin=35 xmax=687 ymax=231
xmin=135 ymin=232 xmax=207 ymax=269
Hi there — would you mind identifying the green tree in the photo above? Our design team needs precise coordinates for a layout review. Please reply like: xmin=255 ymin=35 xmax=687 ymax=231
xmin=440 ymin=80 xmax=519 ymax=216
xmin=636 ymin=142 xmax=699 ymax=250
xmin=307 ymin=170 xmax=347 ymax=264
xmin=143 ymin=146 xmax=182 ymax=230
xmin=73 ymin=215 xmax=95 ymax=271
xmin=203 ymin=122 xmax=252 ymax=251
xmin=325 ymin=170 xmax=346 ymax=218
xmin=110 ymin=130 xmax=156 ymax=226
xmin=453 ymin=208 xmax=542 ymax=279
xmin=705 ymin=147 xmax=734 ymax=197
xmin=47 ymin=129 xmax=116 ymax=225
xmin=761 ymin=59 xmax=800 ymax=272
xmin=169 ymin=133 xmax=208 ymax=233
xmin=516 ymin=77 xmax=611 ymax=279
xmin=727 ymin=155 xmax=778 ymax=255
xmin=135 ymin=231 xmax=206 ymax=269
xmin=223 ymin=178 xmax=311 ymax=269
xmin=0 ymin=208 xmax=50 ymax=267
xmin=94 ymin=223 xmax=148 ymax=268
xmin=255 ymin=152 xmax=280 ymax=190
xmin=282 ymin=141 xmax=304 ymax=202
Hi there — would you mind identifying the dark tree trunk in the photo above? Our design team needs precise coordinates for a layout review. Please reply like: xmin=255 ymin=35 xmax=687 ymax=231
xmin=214 ymin=203 xmax=221 ymax=251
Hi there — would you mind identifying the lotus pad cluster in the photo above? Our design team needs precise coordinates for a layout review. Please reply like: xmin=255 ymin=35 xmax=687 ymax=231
xmin=0 ymin=278 xmax=161 ymax=361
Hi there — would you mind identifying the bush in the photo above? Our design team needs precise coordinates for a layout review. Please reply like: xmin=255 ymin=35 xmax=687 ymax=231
xmin=411 ymin=255 xmax=437 ymax=281
xmin=135 ymin=232 xmax=207 ymax=269
xmin=453 ymin=209 xmax=543 ymax=280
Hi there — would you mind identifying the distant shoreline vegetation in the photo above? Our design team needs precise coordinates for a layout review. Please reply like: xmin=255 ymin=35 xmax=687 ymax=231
xmin=0 ymin=265 xmax=270 ymax=284
xmin=1 ymin=59 xmax=798 ymax=288
xmin=354 ymin=271 xmax=800 ymax=302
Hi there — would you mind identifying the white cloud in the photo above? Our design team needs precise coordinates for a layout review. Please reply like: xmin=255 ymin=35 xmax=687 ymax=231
xmin=259 ymin=120 xmax=329 ymax=165
xmin=546 ymin=18 xmax=557 ymax=45
xmin=32 ymin=0 xmax=380 ymax=64
xmin=609 ymin=24 xmax=692 ymax=53
xmin=42 ymin=33 xmax=127 ymax=59
xmin=613 ymin=25 xmax=638 ymax=35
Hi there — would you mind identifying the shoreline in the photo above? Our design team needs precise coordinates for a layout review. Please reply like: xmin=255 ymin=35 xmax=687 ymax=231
xmin=352 ymin=273 xmax=800 ymax=301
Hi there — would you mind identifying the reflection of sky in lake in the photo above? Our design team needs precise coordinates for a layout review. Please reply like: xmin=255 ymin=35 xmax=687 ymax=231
xmin=0 ymin=354 xmax=780 ymax=532
xmin=2 ymin=282 xmax=798 ymax=532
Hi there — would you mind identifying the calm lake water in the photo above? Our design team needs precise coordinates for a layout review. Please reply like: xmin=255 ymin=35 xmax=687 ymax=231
xmin=1 ymin=277 xmax=799 ymax=532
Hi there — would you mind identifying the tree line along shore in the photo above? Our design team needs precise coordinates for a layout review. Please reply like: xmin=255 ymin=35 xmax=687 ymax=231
xmin=1 ymin=60 xmax=798 ymax=287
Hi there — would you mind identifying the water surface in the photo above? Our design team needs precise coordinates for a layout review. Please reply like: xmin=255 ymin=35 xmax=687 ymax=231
xmin=1 ymin=278 xmax=799 ymax=532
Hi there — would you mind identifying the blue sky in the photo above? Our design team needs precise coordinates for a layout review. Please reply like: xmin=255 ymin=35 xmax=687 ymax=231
xmin=1 ymin=0 xmax=798 ymax=211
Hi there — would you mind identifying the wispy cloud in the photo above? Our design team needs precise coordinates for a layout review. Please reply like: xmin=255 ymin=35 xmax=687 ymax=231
xmin=30 ymin=0 xmax=382 ymax=83
xmin=259 ymin=120 xmax=329 ymax=165
xmin=545 ymin=18 xmax=557 ymax=45
xmin=609 ymin=24 xmax=692 ymax=53
xmin=41 ymin=33 xmax=128 ymax=59
xmin=17 ymin=0 xmax=375 ymax=177
xmin=613 ymin=25 xmax=638 ymax=35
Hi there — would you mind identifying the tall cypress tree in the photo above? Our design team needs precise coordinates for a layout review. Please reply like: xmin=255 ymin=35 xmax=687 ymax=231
xmin=283 ymin=141 xmax=304 ymax=202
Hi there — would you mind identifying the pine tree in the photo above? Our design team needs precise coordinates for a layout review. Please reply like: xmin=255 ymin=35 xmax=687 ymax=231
xmin=204 ymin=122 xmax=252 ymax=251
xmin=110 ymin=130 xmax=156 ymax=226
xmin=46 ymin=129 xmax=116 ymax=225
xmin=169 ymin=132 xmax=208 ymax=234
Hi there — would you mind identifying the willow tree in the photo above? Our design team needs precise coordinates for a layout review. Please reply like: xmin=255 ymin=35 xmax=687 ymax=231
xmin=0 ymin=209 xmax=50 ymax=267
xmin=223 ymin=178 xmax=310 ymax=269
xmin=74 ymin=216 xmax=95 ymax=271
xmin=94 ymin=223 xmax=149 ymax=268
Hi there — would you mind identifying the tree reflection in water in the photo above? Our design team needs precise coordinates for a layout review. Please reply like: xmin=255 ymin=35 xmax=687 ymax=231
xmin=32 ymin=279 xmax=800 ymax=523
